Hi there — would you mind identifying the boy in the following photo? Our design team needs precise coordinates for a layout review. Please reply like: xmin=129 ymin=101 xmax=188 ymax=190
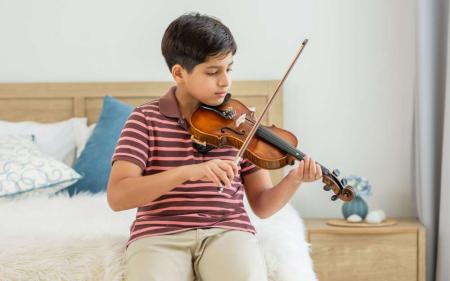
xmin=107 ymin=12 xmax=322 ymax=281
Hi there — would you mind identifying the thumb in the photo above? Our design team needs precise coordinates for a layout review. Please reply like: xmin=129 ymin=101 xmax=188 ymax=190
xmin=294 ymin=160 xmax=305 ymax=178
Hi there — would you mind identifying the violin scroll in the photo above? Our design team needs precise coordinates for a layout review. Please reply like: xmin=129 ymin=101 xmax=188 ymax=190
xmin=322 ymin=170 xmax=355 ymax=202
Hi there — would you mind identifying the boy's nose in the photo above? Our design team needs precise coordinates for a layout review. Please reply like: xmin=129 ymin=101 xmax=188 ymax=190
xmin=218 ymin=73 xmax=230 ymax=87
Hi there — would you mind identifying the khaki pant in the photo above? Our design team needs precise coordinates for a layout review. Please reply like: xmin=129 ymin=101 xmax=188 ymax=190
xmin=125 ymin=228 xmax=268 ymax=281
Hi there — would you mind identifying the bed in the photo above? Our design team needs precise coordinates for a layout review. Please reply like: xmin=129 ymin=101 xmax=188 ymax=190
xmin=0 ymin=81 xmax=317 ymax=281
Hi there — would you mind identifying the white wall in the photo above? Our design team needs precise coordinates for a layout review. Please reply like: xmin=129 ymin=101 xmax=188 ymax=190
xmin=0 ymin=0 xmax=417 ymax=218
xmin=287 ymin=1 xmax=416 ymax=218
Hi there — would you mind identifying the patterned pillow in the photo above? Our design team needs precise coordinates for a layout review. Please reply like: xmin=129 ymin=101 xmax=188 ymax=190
xmin=0 ymin=135 xmax=82 ymax=199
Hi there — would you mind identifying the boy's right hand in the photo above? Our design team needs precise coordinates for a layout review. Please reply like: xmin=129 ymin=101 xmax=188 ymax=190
xmin=187 ymin=159 xmax=239 ymax=188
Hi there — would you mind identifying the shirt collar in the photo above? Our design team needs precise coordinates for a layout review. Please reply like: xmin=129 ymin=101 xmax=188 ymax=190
xmin=159 ymin=86 xmax=182 ymax=119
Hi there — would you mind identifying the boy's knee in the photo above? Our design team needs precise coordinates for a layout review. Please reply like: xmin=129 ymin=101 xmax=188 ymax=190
xmin=125 ymin=239 xmax=194 ymax=281
xmin=196 ymin=230 xmax=268 ymax=281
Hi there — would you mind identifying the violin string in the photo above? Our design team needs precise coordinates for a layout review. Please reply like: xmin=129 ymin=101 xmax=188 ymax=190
xmin=256 ymin=127 xmax=302 ymax=158
xmin=260 ymin=128 xmax=329 ymax=175
xmin=243 ymin=118 xmax=329 ymax=174
xmin=243 ymin=117 xmax=301 ymax=156
xmin=245 ymin=122 xmax=298 ymax=156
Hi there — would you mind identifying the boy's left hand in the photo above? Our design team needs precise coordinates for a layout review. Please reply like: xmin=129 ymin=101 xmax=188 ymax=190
xmin=286 ymin=155 xmax=322 ymax=185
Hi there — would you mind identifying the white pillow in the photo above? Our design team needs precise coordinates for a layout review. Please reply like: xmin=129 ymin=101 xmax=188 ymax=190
xmin=0 ymin=135 xmax=82 ymax=199
xmin=76 ymin=123 xmax=97 ymax=158
xmin=0 ymin=118 xmax=87 ymax=166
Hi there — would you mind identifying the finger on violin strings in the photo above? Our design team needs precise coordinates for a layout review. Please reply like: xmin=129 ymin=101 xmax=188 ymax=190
xmin=297 ymin=160 xmax=305 ymax=177
xmin=310 ymin=158 xmax=317 ymax=176
xmin=304 ymin=156 xmax=312 ymax=176
xmin=315 ymin=164 xmax=322 ymax=179
xmin=303 ymin=155 xmax=310 ymax=165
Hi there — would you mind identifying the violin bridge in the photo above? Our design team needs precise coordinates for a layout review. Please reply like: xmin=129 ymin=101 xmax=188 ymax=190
xmin=235 ymin=113 xmax=246 ymax=127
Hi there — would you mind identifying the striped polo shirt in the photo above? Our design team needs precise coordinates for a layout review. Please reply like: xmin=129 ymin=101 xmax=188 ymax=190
xmin=111 ymin=86 xmax=261 ymax=246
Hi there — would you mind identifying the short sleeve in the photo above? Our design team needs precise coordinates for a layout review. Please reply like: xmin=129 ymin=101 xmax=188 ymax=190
xmin=111 ymin=107 xmax=150 ymax=170
xmin=240 ymin=157 xmax=261 ymax=177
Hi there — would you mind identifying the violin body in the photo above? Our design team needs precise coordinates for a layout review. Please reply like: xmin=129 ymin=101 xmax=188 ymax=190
xmin=190 ymin=98 xmax=298 ymax=170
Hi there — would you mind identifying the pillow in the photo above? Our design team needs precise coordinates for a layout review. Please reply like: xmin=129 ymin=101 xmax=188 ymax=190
xmin=76 ymin=123 xmax=97 ymax=158
xmin=0 ymin=135 xmax=82 ymax=199
xmin=0 ymin=118 xmax=88 ymax=166
xmin=65 ymin=96 xmax=133 ymax=196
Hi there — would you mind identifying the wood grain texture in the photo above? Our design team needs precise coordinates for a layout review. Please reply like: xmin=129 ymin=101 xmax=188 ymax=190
xmin=305 ymin=218 xmax=426 ymax=281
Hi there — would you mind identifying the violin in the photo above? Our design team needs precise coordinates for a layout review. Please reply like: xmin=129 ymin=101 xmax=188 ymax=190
xmin=189 ymin=39 xmax=355 ymax=202
xmin=189 ymin=94 xmax=355 ymax=202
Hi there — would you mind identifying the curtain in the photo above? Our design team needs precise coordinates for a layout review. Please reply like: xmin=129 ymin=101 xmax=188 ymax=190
xmin=414 ymin=0 xmax=449 ymax=280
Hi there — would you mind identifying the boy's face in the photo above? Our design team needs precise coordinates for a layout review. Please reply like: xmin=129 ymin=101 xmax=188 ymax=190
xmin=179 ymin=52 xmax=233 ymax=106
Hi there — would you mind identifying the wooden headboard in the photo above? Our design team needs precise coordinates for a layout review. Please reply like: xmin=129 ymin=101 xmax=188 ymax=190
xmin=0 ymin=81 xmax=282 ymax=125
xmin=0 ymin=80 xmax=284 ymax=182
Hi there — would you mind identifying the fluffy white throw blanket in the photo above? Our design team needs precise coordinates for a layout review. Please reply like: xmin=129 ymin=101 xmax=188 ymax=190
xmin=0 ymin=194 xmax=317 ymax=281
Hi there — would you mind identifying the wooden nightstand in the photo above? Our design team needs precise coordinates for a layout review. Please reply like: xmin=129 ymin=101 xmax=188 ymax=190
xmin=304 ymin=219 xmax=426 ymax=281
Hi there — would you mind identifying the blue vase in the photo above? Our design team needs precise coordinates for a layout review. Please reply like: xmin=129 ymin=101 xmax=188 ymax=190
xmin=342 ymin=195 xmax=368 ymax=219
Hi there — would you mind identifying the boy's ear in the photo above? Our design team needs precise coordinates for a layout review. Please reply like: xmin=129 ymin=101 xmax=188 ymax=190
xmin=171 ymin=64 xmax=186 ymax=83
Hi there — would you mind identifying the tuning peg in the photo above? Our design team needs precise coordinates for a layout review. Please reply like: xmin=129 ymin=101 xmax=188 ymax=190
xmin=332 ymin=169 xmax=340 ymax=177
xmin=341 ymin=178 xmax=347 ymax=186
xmin=323 ymin=185 xmax=331 ymax=191
xmin=331 ymin=194 xmax=338 ymax=201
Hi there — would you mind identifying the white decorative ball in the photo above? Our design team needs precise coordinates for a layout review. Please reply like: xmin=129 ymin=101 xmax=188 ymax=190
xmin=347 ymin=214 xmax=363 ymax=223
xmin=365 ymin=210 xmax=386 ymax=224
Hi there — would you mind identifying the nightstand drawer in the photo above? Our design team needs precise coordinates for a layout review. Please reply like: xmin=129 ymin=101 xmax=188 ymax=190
xmin=305 ymin=219 xmax=425 ymax=281
xmin=310 ymin=232 xmax=417 ymax=281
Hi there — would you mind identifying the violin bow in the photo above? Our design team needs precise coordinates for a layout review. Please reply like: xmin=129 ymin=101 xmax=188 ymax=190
xmin=231 ymin=39 xmax=354 ymax=202
xmin=234 ymin=39 xmax=309 ymax=165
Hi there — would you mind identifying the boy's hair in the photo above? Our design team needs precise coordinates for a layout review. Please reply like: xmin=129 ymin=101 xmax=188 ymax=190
xmin=161 ymin=12 xmax=237 ymax=73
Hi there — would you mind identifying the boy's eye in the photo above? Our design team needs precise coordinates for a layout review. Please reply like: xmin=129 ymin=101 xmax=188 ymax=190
xmin=206 ymin=69 xmax=232 ymax=76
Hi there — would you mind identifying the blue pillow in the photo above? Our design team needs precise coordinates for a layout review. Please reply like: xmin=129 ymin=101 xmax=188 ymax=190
xmin=65 ymin=96 xmax=133 ymax=196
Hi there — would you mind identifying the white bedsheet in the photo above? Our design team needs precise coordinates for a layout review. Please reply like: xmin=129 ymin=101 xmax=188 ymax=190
xmin=0 ymin=193 xmax=317 ymax=281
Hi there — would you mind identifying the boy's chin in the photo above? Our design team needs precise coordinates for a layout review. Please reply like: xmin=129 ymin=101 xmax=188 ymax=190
xmin=201 ymin=97 xmax=226 ymax=106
